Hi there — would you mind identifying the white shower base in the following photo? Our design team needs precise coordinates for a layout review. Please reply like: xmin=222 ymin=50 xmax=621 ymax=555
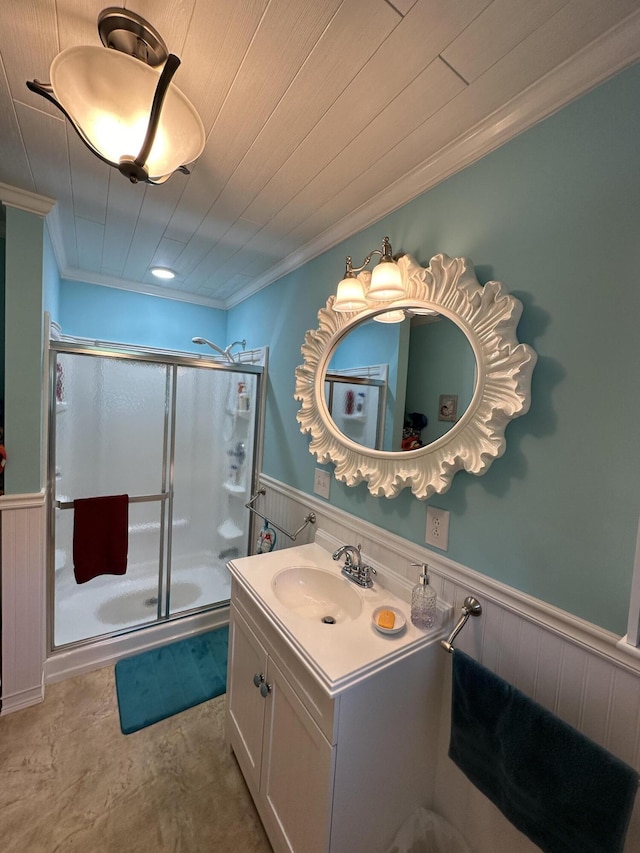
xmin=54 ymin=553 xmax=231 ymax=647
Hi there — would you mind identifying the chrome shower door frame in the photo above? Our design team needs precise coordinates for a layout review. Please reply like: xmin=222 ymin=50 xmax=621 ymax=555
xmin=47 ymin=340 xmax=266 ymax=655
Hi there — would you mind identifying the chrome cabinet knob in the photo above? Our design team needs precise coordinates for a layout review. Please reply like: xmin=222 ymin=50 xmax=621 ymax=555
xmin=260 ymin=681 xmax=272 ymax=698
xmin=253 ymin=673 xmax=265 ymax=687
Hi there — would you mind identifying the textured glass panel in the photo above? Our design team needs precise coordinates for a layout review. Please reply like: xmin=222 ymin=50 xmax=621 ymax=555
xmin=52 ymin=352 xmax=261 ymax=644
xmin=170 ymin=366 xmax=258 ymax=615
xmin=54 ymin=354 xmax=167 ymax=502
xmin=54 ymin=500 xmax=163 ymax=646
xmin=325 ymin=381 xmax=381 ymax=449
xmin=53 ymin=354 xmax=168 ymax=646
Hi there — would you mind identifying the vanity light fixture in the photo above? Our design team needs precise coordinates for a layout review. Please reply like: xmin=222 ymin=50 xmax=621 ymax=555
xmin=373 ymin=309 xmax=406 ymax=324
xmin=26 ymin=8 xmax=205 ymax=185
xmin=333 ymin=271 xmax=369 ymax=312
xmin=366 ymin=237 xmax=404 ymax=301
xmin=150 ymin=266 xmax=176 ymax=280
xmin=408 ymin=306 xmax=438 ymax=316
xmin=333 ymin=236 xmax=404 ymax=312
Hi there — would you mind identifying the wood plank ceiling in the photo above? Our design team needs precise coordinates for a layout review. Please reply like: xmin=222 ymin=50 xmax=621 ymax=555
xmin=1 ymin=0 xmax=639 ymax=307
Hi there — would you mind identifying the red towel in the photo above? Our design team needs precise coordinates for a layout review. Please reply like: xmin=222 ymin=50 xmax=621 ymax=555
xmin=73 ymin=495 xmax=129 ymax=584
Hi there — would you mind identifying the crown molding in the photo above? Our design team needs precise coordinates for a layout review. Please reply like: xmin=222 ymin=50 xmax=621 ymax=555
xmin=0 ymin=181 xmax=55 ymax=216
xmin=225 ymin=10 xmax=640 ymax=308
xmin=59 ymin=267 xmax=227 ymax=309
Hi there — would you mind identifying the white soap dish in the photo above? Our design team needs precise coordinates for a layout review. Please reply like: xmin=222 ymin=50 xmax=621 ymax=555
xmin=372 ymin=605 xmax=406 ymax=635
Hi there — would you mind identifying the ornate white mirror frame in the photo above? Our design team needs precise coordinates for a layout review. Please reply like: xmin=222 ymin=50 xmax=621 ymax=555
xmin=295 ymin=253 xmax=537 ymax=499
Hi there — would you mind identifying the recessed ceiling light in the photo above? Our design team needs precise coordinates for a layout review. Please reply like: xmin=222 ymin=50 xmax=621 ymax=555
xmin=150 ymin=267 xmax=176 ymax=280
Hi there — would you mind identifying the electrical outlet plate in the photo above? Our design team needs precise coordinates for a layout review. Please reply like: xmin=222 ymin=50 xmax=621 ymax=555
xmin=426 ymin=506 xmax=449 ymax=550
xmin=313 ymin=468 xmax=331 ymax=499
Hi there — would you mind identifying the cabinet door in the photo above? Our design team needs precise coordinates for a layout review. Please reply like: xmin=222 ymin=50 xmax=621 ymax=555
xmin=227 ymin=606 xmax=268 ymax=791
xmin=260 ymin=658 xmax=335 ymax=853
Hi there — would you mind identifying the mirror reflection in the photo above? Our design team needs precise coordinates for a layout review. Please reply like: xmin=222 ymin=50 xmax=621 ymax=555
xmin=325 ymin=310 xmax=476 ymax=453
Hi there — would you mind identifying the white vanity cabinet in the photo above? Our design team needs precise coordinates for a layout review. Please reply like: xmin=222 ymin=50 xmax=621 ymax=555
xmin=226 ymin=579 xmax=446 ymax=853
xmin=227 ymin=597 xmax=335 ymax=853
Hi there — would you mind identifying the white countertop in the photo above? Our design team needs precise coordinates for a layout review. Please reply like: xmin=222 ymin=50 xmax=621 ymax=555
xmin=228 ymin=532 xmax=451 ymax=697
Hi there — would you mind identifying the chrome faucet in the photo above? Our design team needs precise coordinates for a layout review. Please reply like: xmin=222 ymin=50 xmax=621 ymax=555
xmin=332 ymin=544 xmax=376 ymax=588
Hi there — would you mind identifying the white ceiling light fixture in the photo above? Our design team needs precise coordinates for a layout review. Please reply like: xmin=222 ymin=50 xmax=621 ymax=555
xmin=333 ymin=236 xmax=404 ymax=312
xmin=26 ymin=8 xmax=205 ymax=185
xmin=150 ymin=266 xmax=176 ymax=280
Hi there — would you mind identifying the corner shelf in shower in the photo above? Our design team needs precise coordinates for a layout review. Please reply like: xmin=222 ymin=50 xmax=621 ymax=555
xmin=56 ymin=401 xmax=68 ymax=413
xmin=224 ymin=481 xmax=247 ymax=496
xmin=218 ymin=518 xmax=244 ymax=540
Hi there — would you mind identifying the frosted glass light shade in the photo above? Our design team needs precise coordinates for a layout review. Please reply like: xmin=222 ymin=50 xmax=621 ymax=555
xmin=333 ymin=276 xmax=368 ymax=312
xmin=367 ymin=259 xmax=404 ymax=301
xmin=409 ymin=306 xmax=439 ymax=316
xmin=373 ymin=309 xmax=406 ymax=324
xmin=50 ymin=46 xmax=205 ymax=181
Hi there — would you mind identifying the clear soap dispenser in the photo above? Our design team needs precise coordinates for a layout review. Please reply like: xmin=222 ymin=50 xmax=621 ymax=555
xmin=410 ymin=563 xmax=437 ymax=628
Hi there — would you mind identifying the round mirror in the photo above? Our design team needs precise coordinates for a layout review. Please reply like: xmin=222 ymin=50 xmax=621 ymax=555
xmin=295 ymin=253 xmax=537 ymax=499
xmin=325 ymin=310 xmax=476 ymax=452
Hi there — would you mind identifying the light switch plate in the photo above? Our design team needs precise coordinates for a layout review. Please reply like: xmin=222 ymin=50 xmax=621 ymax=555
xmin=426 ymin=506 xmax=449 ymax=550
xmin=313 ymin=468 xmax=331 ymax=499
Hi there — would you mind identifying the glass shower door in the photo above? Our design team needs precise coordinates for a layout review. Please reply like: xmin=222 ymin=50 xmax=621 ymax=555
xmin=170 ymin=365 xmax=257 ymax=616
xmin=52 ymin=352 xmax=170 ymax=646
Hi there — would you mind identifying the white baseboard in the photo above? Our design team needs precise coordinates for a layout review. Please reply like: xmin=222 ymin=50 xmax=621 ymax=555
xmin=44 ymin=607 xmax=229 ymax=684
xmin=1 ymin=683 xmax=45 ymax=715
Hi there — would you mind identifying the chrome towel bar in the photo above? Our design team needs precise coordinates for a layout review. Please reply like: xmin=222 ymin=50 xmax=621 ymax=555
xmin=245 ymin=487 xmax=316 ymax=542
xmin=56 ymin=492 xmax=168 ymax=510
xmin=441 ymin=596 xmax=482 ymax=653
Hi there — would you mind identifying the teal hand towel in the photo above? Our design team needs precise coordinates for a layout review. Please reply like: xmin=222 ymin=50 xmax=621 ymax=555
xmin=449 ymin=650 xmax=638 ymax=853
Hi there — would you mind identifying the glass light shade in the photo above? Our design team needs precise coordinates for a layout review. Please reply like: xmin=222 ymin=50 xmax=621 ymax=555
xmin=373 ymin=309 xmax=406 ymax=324
xmin=367 ymin=259 xmax=404 ymax=301
xmin=50 ymin=46 xmax=205 ymax=181
xmin=408 ymin=306 xmax=439 ymax=316
xmin=333 ymin=277 xmax=368 ymax=312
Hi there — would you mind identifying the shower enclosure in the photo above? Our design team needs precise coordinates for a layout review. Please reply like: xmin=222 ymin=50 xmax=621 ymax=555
xmin=48 ymin=340 xmax=266 ymax=650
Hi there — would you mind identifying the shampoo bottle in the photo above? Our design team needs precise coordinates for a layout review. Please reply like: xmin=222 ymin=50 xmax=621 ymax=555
xmin=410 ymin=563 xmax=437 ymax=628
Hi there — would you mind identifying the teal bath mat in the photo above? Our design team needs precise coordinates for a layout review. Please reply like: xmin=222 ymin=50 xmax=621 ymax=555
xmin=114 ymin=626 xmax=228 ymax=734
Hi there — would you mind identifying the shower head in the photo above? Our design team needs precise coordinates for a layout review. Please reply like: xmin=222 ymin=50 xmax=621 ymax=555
xmin=191 ymin=336 xmax=242 ymax=363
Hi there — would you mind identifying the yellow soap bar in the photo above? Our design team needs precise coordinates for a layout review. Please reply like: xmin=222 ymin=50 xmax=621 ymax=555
xmin=377 ymin=609 xmax=395 ymax=629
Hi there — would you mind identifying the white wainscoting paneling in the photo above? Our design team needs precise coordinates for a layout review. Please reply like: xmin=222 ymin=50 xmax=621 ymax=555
xmin=0 ymin=493 xmax=46 ymax=714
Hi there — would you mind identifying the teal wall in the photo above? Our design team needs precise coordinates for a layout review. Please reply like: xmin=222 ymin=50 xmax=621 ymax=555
xmin=329 ymin=319 xmax=406 ymax=450
xmin=406 ymin=319 xmax=476 ymax=443
xmin=59 ymin=279 xmax=227 ymax=353
xmin=43 ymin=225 xmax=60 ymax=323
xmin=227 ymin=63 xmax=640 ymax=634
xmin=4 ymin=206 xmax=45 ymax=494
xmin=6 ymin=62 xmax=636 ymax=633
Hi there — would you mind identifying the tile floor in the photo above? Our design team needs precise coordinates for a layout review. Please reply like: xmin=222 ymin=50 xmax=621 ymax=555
xmin=0 ymin=666 xmax=272 ymax=853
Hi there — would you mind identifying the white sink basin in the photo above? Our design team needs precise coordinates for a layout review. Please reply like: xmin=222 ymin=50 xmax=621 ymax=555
xmin=271 ymin=566 xmax=363 ymax=623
